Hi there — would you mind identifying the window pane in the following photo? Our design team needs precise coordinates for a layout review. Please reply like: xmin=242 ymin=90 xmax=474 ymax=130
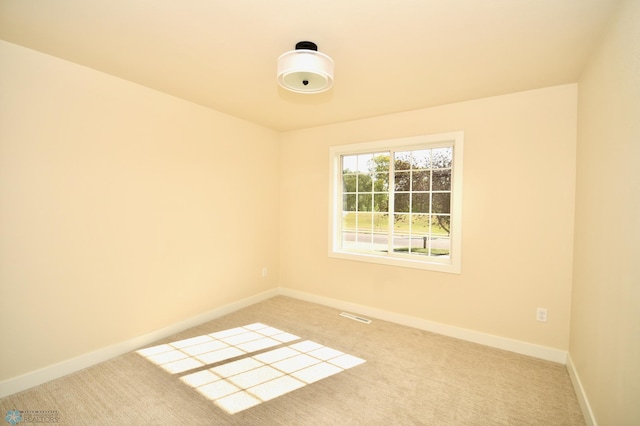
xmin=395 ymin=171 xmax=410 ymax=191
xmin=394 ymin=193 xmax=410 ymax=213
xmin=372 ymin=213 xmax=389 ymax=233
xmin=342 ymin=212 xmax=356 ymax=228
xmin=431 ymin=215 xmax=451 ymax=236
xmin=358 ymin=194 xmax=372 ymax=211
xmin=432 ymin=169 xmax=451 ymax=191
xmin=411 ymin=170 xmax=430 ymax=191
xmin=392 ymin=236 xmax=410 ymax=253
xmin=374 ymin=194 xmax=388 ymax=212
xmin=357 ymin=174 xmax=373 ymax=192
xmin=432 ymin=193 xmax=451 ymax=213
xmin=355 ymin=231 xmax=373 ymax=249
xmin=411 ymin=150 xmax=430 ymax=169
xmin=341 ymin=212 xmax=356 ymax=235
xmin=411 ymin=193 xmax=430 ymax=213
xmin=341 ymin=231 xmax=357 ymax=250
xmin=412 ymin=214 xmax=430 ymax=233
xmin=342 ymin=155 xmax=357 ymax=173
xmin=357 ymin=232 xmax=387 ymax=251
xmin=357 ymin=153 xmax=373 ymax=173
xmin=371 ymin=153 xmax=390 ymax=173
xmin=394 ymin=152 xmax=412 ymax=170
xmin=430 ymin=237 xmax=450 ymax=256
xmin=358 ymin=213 xmax=373 ymax=229
xmin=343 ymin=174 xmax=357 ymax=192
xmin=432 ymin=148 xmax=453 ymax=168
xmin=373 ymin=173 xmax=389 ymax=192
xmin=343 ymin=194 xmax=356 ymax=211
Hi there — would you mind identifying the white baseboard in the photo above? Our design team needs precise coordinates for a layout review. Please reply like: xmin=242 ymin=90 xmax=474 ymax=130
xmin=0 ymin=288 xmax=278 ymax=399
xmin=278 ymin=287 xmax=568 ymax=364
xmin=566 ymin=354 xmax=597 ymax=426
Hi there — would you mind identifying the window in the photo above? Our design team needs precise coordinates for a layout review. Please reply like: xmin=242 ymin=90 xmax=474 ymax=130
xmin=329 ymin=132 xmax=463 ymax=273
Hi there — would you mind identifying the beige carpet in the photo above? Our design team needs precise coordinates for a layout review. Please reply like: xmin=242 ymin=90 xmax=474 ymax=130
xmin=0 ymin=296 xmax=584 ymax=425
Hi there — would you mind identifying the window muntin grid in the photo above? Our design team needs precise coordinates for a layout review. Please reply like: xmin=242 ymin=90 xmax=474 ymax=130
xmin=340 ymin=147 xmax=453 ymax=259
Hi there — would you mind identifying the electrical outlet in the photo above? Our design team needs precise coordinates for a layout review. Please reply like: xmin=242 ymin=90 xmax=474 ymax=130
xmin=536 ymin=308 xmax=548 ymax=322
xmin=262 ymin=267 xmax=268 ymax=278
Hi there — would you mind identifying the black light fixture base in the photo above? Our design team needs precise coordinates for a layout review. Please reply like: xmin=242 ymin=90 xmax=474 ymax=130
xmin=295 ymin=41 xmax=318 ymax=51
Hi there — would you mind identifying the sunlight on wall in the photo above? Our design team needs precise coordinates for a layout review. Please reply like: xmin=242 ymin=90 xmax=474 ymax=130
xmin=136 ymin=323 xmax=366 ymax=414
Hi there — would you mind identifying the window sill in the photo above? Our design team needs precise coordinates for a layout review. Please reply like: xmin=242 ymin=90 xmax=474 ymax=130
xmin=328 ymin=249 xmax=461 ymax=274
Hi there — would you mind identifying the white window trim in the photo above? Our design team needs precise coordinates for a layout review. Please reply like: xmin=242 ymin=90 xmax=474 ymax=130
xmin=328 ymin=132 xmax=463 ymax=274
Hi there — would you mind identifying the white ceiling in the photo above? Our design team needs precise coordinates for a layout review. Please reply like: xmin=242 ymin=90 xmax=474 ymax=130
xmin=0 ymin=0 xmax=621 ymax=131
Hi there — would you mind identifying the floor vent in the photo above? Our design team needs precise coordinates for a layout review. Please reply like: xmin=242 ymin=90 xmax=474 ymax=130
xmin=340 ymin=312 xmax=372 ymax=324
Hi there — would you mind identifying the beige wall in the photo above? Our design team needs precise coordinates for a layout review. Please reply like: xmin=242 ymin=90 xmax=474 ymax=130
xmin=7 ymin=8 xmax=638 ymax=421
xmin=0 ymin=41 xmax=280 ymax=381
xmin=571 ymin=0 xmax=640 ymax=424
xmin=280 ymin=84 xmax=577 ymax=350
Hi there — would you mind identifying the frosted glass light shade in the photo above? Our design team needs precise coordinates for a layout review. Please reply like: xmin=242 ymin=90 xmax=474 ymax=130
xmin=277 ymin=49 xmax=334 ymax=94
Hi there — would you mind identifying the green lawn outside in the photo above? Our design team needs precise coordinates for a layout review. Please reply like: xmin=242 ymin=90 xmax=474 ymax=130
xmin=341 ymin=212 xmax=450 ymax=235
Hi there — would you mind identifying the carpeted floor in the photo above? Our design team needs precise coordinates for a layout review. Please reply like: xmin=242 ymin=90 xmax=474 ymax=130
xmin=0 ymin=296 xmax=585 ymax=425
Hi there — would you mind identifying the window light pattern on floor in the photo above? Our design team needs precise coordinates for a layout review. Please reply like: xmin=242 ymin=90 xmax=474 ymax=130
xmin=137 ymin=323 xmax=299 ymax=374
xmin=136 ymin=323 xmax=366 ymax=414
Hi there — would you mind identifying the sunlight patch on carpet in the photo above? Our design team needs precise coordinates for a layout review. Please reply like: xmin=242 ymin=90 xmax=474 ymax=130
xmin=136 ymin=323 xmax=365 ymax=414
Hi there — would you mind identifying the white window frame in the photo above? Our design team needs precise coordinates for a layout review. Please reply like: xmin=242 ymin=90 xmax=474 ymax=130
xmin=328 ymin=132 xmax=463 ymax=274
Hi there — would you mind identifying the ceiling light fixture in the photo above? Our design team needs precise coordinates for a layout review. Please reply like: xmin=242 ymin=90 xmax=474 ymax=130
xmin=277 ymin=41 xmax=334 ymax=94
